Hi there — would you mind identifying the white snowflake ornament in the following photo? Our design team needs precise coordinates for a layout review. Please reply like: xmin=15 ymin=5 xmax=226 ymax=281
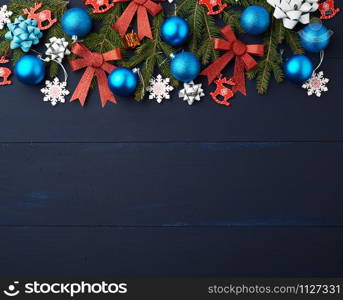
xmin=267 ymin=0 xmax=319 ymax=29
xmin=302 ymin=71 xmax=329 ymax=97
xmin=45 ymin=37 xmax=71 ymax=63
xmin=0 ymin=5 xmax=13 ymax=30
xmin=41 ymin=77 xmax=70 ymax=106
xmin=179 ymin=81 xmax=205 ymax=105
xmin=147 ymin=74 xmax=174 ymax=103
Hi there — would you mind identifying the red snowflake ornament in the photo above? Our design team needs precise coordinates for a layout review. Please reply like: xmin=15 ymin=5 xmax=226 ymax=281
xmin=198 ymin=0 xmax=228 ymax=15
xmin=83 ymin=0 xmax=114 ymax=14
xmin=319 ymin=0 xmax=340 ymax=19
xmin=210 ymin=75 xmax=235 ymax=106
xmin=0 ymin=56 xmax=12 ymax=86
xmin=23 ymin=2 xmax=57 ymax=30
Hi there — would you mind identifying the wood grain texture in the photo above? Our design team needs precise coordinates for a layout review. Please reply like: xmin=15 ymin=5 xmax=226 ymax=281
xmin=0 ymin=0 xmax=342 ymax=277
xmin=0 ymin=142 xmax=342 ymax=226
xmin=1 ymin=227 xmax=342 ymax=277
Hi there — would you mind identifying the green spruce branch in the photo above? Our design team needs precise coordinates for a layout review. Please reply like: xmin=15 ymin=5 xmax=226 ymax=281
xmin=247 ymin=19 xmax=284 ymax=94
xmin=177 ymin=0 xmax=219 ymax=65
xmin=84 ymin=3 xmax=125 ymax=53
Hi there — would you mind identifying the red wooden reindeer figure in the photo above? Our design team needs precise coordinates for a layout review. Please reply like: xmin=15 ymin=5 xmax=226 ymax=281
xmin=0 ymin=56 xmax=12 ymax=86
xmin=210 ymin=75 xmax=235 ymax=106
xmin=198 ymin=0 xmax=228 ymax=15
xmin=83 ymin=0 xmax=114 ymax=14
xmin=319 ymin=0 xmax=340 ymax=19
xmin=23 ymin=2 xmax=57 ymax=31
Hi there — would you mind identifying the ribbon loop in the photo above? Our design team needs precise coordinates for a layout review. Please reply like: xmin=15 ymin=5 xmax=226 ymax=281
xmin=200 ymin=25 xmax=264 ymax=96
xmin=69 ymin=43 xmax=122 ymax=107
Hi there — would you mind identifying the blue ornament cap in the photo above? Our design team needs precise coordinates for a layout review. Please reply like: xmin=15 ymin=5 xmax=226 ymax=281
xmin=283 ymin=55 xmax=313 ymax=83
xmin=5 ymin=16 xmax=43 ymax=52
xmin=240 ymin=5 xmax=270 ymax=35
xmin=161 ymin=16 xmax=190 ymax=47
xmin=62 ymin=8 xmax=92 ymax=38
xmin=108 ymin=67 xmax=138 ymax=97
xmin=170 ymin=52 xmax=200 ymax=83
xmin=15 ymin=55 xmax=46 ymax=85
xmin=299 ymin=23 xmax=331 ymax=53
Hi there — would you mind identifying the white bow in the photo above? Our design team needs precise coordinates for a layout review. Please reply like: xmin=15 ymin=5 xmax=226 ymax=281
xmin=45 ymin=37 xmax=71 ymax=63
xmin=267 ymin=0 xmax=319 ymax=29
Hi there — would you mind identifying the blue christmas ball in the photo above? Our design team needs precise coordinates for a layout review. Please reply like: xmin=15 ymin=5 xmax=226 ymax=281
xmin=283 ymin=55 xmax=313 ymax=83
xmin=170 ymin=52 xmax=200 ymax=82
xmin=240 ymin=5 xmax=270 ymax=35
xmin=62 ymin=8 xmax=92 ymax=38
xmin=300 ymin=23 xmax=331 ymax=53
xmin=161 ymin=16 xmax=190 ymax=47
xmin=108 ymin=67 xmax=138 ymax=97
xmin=14 ymin=55 xmax=45 ymax=85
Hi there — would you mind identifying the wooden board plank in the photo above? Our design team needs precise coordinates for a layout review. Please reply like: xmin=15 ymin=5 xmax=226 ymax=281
xmin=0 ymin=227 xmax=342 ymax=277
xmin=1 ymin=142 xmax=342 ymax=226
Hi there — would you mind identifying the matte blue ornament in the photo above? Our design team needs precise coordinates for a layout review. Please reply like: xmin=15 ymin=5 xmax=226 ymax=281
xmin=283 ymin=55 xmax=313 ymax=83
xmin=240 ymin=5 xmax=270 ymax=35
xmin=62 ymin=8 xmax=92 ymax=38
xmin=160 ymin=16 xmax=190 ymax=47
xmin=5 ymin=16 xmax=43 ymax=52
xmin=170 ymin=52 xmax=200 ymax=83
xmin=108 ymin=67 xmax=138 ymax=97
xmin=300 ymin=23 xmax=331 ymax=53
xmin=14 ymin=55 xmax=45 ymax=85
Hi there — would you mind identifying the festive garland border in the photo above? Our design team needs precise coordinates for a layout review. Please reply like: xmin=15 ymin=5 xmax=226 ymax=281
xmin=0 ymin=0 xmax=334 ymax=104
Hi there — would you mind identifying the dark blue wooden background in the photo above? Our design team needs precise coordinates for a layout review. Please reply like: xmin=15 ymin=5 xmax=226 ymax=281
xmin=0 ymin=1 xmax=342 ymax=277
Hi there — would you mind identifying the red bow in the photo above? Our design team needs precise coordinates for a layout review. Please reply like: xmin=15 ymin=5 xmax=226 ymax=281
xmin=69 ymin=43 xmax=122 ymax=107
xmin=200 ymin=25 xmax=264 ymax=96
xmin=113 ymin=0 xmax=164 ymax=40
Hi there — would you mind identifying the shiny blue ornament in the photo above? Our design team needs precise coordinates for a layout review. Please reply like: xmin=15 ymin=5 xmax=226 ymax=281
xmin=14 ymin=55 xmax=45 ymax=85
xmin=108 ymin=68 xmax=138 ymax=97
xmin=170 ymin=52 xmax=200 ymax=83
xmin=300 ymin=23 xmax=331 ymax=53
xmin=62 ymin=8 xmax=92 ymax=38
xmin=160 ymin=16 xmax=190 ymax=47
xmin=240 ymin=5 xmax=270 ymax=35
xmin=283 ymin=55 xmax=313 ymax=83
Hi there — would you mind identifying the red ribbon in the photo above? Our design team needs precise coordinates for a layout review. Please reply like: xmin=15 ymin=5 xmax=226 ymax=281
xmin=69 ymin=43 xmax=122 ymax=107
xmin=200 ymin=25 xmax=264 ymax=96
xmin=113 ymin=0 xmax=164 ymax=40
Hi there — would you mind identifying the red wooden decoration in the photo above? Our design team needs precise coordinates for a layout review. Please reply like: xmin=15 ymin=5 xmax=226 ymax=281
xmin=210 ymin=75 xmax=235 ymax=106
xmin=83 ymin=0 xmax=114 ymax=14
xmin=23 ymin=2 xmax=57 ymax=30
xmin=0 ymin=56 xmax=12 ymax=86
xmin=198 ymin=0 xmax=228 ymax=15
xmin=319 ymin=0 xmax=340 ymax=19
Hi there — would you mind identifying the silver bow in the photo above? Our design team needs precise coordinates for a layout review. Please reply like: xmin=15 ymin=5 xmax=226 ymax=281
xmin=179 ymin=81 xmax=205 ymax=105
xmin=45 ymin=37 xmax=71 ymax=63
xmin=267 ymin=0 xmax=319 ymax=29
